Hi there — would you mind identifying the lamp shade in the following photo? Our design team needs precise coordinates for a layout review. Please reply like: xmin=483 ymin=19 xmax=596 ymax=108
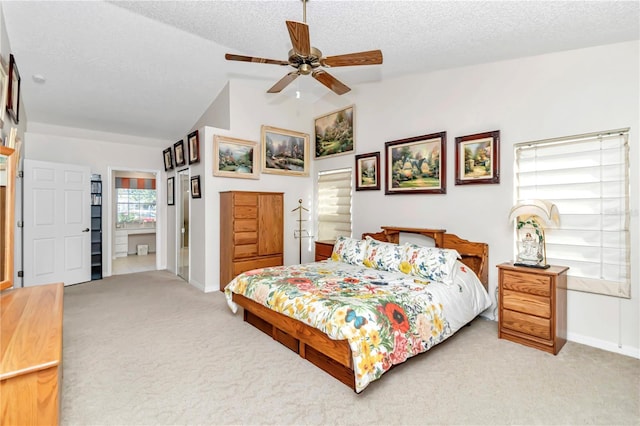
xmin=508 ymin=199 xmax=559 ymax=227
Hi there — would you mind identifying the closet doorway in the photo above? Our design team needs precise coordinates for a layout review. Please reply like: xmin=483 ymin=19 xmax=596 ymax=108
xmin=110 ymin=169 xmax=160 ymax=276
xmin=177 ymin=169 xmax=190 ymax=281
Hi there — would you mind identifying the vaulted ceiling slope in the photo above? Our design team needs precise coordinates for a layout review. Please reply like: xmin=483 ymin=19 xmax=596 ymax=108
xmin=1 ymin=1 xmax=638 ymax=144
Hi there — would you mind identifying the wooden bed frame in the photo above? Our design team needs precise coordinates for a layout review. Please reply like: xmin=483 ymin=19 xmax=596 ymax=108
xmin=231 ymin=226 xmax=489 ymax=391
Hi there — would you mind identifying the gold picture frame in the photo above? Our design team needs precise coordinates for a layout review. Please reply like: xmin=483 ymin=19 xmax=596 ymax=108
xmin=213 ymin=135 xmax=259 ymax=179
xmin=261 ymin=125 xmax=309 ymax=177
xmin=314 ymin=105 xmax=354 ymax=159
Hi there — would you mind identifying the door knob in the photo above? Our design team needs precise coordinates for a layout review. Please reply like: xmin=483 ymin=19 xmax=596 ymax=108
xmin=82 ymin=228 xmax=90 ymax=232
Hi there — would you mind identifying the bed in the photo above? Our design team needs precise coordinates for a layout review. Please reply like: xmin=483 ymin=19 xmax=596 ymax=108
xmin=224 ymin=226 xmax=490 ymax=393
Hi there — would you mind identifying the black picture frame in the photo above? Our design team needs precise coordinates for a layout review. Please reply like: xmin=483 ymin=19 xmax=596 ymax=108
xmin=167 ymin=177 xmax=175 ymax=206
xmin=163 ymin=147 xmax=174 ymax=171
xmin=190 ymin=175 xmax=201 ymax=199
xmin=174 ymin=139 xmax=186 ymax=167
xmin=6 ymin=54 xmax=20 ymax=124
xmin=355 ymin=152 xmax=380 ymax=191
xmin=188 ymin=130 xmax=200 ymax=164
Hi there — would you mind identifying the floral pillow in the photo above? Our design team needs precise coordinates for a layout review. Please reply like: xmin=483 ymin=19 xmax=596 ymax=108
xmin=331 ymin=236 xmax=366 ymax=265
xmin=399 ymin=244 xmax=460 ymax=285
xmin=362 ymin=236 xmax=405 ymax=272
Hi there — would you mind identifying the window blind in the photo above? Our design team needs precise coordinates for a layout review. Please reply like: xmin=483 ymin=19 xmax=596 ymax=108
xmin=514 ymin=129 xmax=630 ymax=298
xmin=317 ymin=168 xmax=352 ymax=241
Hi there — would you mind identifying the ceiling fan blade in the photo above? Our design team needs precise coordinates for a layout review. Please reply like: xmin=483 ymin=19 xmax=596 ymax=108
xmin=312 ymin=70 xmax=351 ymax=95
xmin=321 ymin=50 xmax=383 ymax=67
xmin=286 ymin=21 xmax=311 ymax=57
xmin=225 ymin=53 xmax=289 ymax=66
xmin=267 ymin=72 xmax=300 ymax=93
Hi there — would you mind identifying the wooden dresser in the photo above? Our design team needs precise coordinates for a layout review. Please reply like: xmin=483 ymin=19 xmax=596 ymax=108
xmin=314 ymin=240 xmax=335 ymax=261
xmin=1 ymin=282 xmax=64 ymax=425
xmin=497 ymin=262 xmax=569 ymax=355
xmin=220 ymin=191 xmax=284 ymax=291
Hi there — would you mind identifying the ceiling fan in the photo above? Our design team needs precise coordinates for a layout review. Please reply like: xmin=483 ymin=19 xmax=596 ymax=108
xmin=225 ymin=0 xmax=383 ymax=96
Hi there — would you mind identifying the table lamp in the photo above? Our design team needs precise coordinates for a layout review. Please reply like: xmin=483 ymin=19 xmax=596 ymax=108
xmin=508 ymin=199 xmax=559 ymax=269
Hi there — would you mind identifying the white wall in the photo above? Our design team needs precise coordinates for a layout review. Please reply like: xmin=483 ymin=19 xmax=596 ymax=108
xmin=24 ymin=124 xmax=171 ymax=277
xmin=310 ymin=41 xmax=639 ymax=357
xmin=190 ymin=79 xmax=316 ymax=293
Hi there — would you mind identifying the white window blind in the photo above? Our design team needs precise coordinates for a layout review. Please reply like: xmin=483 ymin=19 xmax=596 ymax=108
xmin=317 ymin=168 xmax=352 ymax=241
xmin=514 ymin=128 xmax=630 ymax=298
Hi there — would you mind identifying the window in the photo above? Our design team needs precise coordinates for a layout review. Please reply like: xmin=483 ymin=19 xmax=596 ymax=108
xmin=514 ymin=129 xmax=630 ymax=298
xmin=116 ymin=177 xmax=156 ymax=227
xmin=317 ymin=168 xmax=352 ymax=241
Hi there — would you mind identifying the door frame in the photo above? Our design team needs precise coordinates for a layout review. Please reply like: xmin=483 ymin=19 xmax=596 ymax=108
xmin=105 ymin=166 xmax=162 ymax=277
xmin=176 ymin=168 xmax=190 ymax=282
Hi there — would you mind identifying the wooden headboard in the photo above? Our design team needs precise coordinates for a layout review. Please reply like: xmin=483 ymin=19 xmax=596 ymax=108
xmin=362 ymin=226 xmax=489 ymax=289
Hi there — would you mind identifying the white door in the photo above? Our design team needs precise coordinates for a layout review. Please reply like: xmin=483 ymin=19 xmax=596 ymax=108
xmin=24 ymin=160 xmax=91 ymax=286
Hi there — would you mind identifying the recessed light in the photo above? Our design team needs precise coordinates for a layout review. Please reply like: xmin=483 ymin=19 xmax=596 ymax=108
xmin=32 ymin=74 xmax=46 ymax=84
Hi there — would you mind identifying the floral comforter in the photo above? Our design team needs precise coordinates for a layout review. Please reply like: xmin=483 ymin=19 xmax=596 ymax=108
xmin=224 ymin=260 xmax=490 ymax=393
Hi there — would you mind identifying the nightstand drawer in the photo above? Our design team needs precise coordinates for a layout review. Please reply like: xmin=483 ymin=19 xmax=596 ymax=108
xmin=502 ymin=270 xmax=551 ymax=297
xmin=502 ymin=289 xmax=551 ymax=318
xmin=502 ymin=309 xmax=551 ymax=340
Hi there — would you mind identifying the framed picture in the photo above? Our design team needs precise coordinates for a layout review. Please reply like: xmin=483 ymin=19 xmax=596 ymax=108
xmin=163 ymin=147 xmax=174 ymax=171
xmin=6 ymin=54 xmax=20 ymax=124
xmin=167 ymin=177 xmax=175 ymax=206
xmin=261 ymin=125 xmax=309 ymax=176
xmin=314 ymin=105 xmax=354 ymax=159
xmin=0 ymin=58 xmax=8 ymax=129
xmin=384 ymin=131 xmax=447 ymax=195
xmin=355 ymin=152 xmax=380 ymax=191
xmin=190 ymin=175 xmax=201 ymax=199
xmin=455 ymin=130 xmax=500 ymax=185
xmin=174 ymin=139 xmax=186 ymax=167
xmin=213 ymin=135 xmax=259 ymax=179
xmin=188 ymin=130 xmax=200 ymax=164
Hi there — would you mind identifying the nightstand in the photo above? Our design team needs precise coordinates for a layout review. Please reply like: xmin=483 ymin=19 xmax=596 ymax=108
xmin=497 ymin=262 xmax=569 ymax=355
xmin=314 ymin=240 xmax=335 ymax=261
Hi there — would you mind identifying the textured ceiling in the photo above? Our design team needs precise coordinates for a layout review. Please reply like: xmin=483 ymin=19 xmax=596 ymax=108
xmin=2 ymin=1 xmax=638 ymax=144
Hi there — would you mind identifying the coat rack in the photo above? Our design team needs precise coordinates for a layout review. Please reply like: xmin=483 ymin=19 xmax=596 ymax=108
xmin=291 ymin=199 xmax=312 ymax=263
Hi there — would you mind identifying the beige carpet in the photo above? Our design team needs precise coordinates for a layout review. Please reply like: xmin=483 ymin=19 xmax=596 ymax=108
xmin=61 ymin=270 xmax=640 ymax=425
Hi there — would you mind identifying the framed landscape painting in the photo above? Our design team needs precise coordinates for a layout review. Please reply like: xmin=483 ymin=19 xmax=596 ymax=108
xmin=455 ymin=130 xmax=500 ymax=185
xmin=261 ymin=125 xmax=309 ymax=177
xmin=213 ymin=135 xmax=259 ymax=179
xmin=385 ymin=131 xmax=447 ymax=195
xmin=314 ymin=105 xmax=354 ymax=159
xmin=355 ymin=152 xmax=380 ymax=191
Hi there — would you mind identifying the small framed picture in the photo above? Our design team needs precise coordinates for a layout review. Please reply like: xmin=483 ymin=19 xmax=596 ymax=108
xmin=190 ymin=175 xmax=201 ymax=199
xmin=455 ymin=130 xmax=500 ymax=185
xmin=355 ymin=152 xmax=380 ymax=191
xmin=261 ymin=125 xmax=309 ymax=177
xmin=6 ymin=54 xmax=19 ymax=124
xmin=167 ymin=177 xmax=175 ymax=206
xmin=174 ymin=139 xmax=186 ymax=167
xmin=188 ymin=130 xmax=200 ymax=164
xmin=314 ymin=105 xmax=354 ymax=159
xmin=385 ymin=131 xmax=446 ymax=195
xmin=213 ymin=135 xmax=259 ymax=179
xmin=163 ymin=147 xmax=174 ymax=171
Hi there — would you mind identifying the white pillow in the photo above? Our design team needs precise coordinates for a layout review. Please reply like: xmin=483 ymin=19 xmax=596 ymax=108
xmin=399 ymin=243 xmax=460 ymax=285
xmin=362 ymin=236 xmax=405 ymax=272
xmin=330 ymin=236 xmax=366 ymax=265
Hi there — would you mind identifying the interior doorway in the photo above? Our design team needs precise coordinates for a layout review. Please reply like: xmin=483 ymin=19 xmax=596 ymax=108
xmin=109 ymin=168 xmax=160 ymax=276
xmin=177 ymin=169 xmax=190 ymax=281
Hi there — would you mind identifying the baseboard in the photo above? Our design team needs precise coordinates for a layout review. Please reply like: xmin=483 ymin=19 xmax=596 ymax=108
xmin=567 ymin=332 xmax=640 ymax=359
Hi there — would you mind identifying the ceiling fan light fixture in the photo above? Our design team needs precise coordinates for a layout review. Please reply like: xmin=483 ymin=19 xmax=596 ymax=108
xmin=224 ymin=0 xmax=383 ymax=95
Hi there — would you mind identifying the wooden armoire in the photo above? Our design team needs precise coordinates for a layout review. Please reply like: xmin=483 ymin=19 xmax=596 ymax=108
xmin=219 ymin=191 xmax=284 ymax=291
